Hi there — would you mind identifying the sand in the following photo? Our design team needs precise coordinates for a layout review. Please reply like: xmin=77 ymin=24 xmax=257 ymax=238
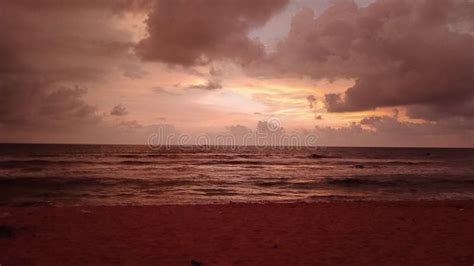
xmin=1 ymin=201 xmax=473 ymax=265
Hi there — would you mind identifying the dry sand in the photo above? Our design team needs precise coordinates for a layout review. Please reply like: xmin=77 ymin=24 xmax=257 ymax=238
xmin=1 ymin=201 xmax=473 ymax=265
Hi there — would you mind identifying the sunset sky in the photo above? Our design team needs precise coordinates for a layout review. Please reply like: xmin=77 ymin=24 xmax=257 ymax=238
xmin=1 ymin=0 xmax=473 ymax=146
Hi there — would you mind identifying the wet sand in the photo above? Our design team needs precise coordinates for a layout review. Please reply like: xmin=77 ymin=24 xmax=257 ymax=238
xmin=1 ymin=201 xmax=473 ymax=265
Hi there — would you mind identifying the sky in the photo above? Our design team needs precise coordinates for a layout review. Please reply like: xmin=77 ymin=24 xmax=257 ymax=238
xmin=0 ymin=0 xmax=473 ymax=147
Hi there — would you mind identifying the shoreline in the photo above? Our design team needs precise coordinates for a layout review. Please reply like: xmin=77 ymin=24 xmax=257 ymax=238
xmin=3 ymin=197 xmax=474 ymax=207
xmin=1 ymin=200 xmax=473 ymax=265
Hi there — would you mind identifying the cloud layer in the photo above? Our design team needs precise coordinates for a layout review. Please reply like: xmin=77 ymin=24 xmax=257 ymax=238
xmin=0 ymin=0 xmax=142 ymax=132
xmin=1 ymin=0 xmax=472 ymax=146
xmin=314 ymin=115 xmax=474 ymax=147
xmin=136 ymin=0 xmax=288 ymax=66
xmin=257 ymin=0 xmax=474 ymax=121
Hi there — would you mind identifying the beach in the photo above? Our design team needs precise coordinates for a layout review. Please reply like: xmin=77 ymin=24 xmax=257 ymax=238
xmin=2 ymin=0 xmax=474 ymax=264
xmin=1 ymin=200 xmax=473 ymax=265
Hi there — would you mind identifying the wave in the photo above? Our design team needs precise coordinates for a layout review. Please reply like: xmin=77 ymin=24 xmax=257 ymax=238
xmin=323 ymin=178 xmax=399 ymax=186
xmin=193 ymin=188 xmax=239 ymax=196
xmin=304 ymin=195 xmax=364 ymax=201
xmin=0 ymin=159 xmax=96 ymax=168
xmin=308 ymin=154 xmax=341 ymax=159
xmin=321 ymin=160 xmax=438 ymax=167
xmin=252 ymin=180 xmax=291 ymax=187
xmin=115 ymin=154 xmax=180 ymax=159
xmin=0 ymin=159 xmax=171 ymax=167
xmin=0 ymin=159 xmax=162 ymax=168
xmin=210 ymin=160 xmax=265 ymax=165
xmin=0 ymin=176 xmax=201 ymax=191
xmin=115 ymin=154 xmax=142 ymax=158
xmin=250 ymin=175 xmax=474 ymax=190
xmin=324 ymin=176 xmax=474 ymax=187
xmin=118 ymin=160 xmax=155 ymax=165
xmin=0 ymin=154 xmax=440 ymax=171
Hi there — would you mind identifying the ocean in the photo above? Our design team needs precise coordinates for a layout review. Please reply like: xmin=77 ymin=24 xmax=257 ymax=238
xmin=0 ymin=144 xmax=473 ymax=206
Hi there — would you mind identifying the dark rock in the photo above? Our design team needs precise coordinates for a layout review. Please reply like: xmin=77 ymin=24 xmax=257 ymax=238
xmin=354 ymin=164 xmax=365 ymax=169
xmin=191 ymin=259 xmax=202 ymax=266
xmin=0 ymin=225 xmax=15 ymax=238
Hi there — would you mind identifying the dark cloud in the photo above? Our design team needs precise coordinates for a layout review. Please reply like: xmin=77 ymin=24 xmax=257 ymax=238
xmin=226 ymin=125 xmax=252 ymax=136
xmin=256 ymin=0 xmax=474 ymax=121
xmin=151 ymin=87 xmax=180 ymax=96
xmin=117 ymin=120 xmax=143 ymax=129
xmin=0 ymin=0 xmax=141 ymax=132
xmin=314 ymin=115 xmax=474 ymax=147
xmin=40 ymin=87 xmax=97 ymax=121
xmin=307 ymin=95 xmax=317 ymax=109
xmin=120 ymin=64 xmax=148 ymax=79
xmin=221 ymin=122 xmax=306 ymax=146
xmin=4 ymin=0 xmax=152 ymax=12
xmin=187 ymin=80 xmax=222 ymax=91
xmin=136 ymin=0 xmax=288 ymax=66
xmin=0 ymin=86 xmax=100 ymax=130
xmin=110 ymin=104 xmax=129 ymax=116
xmin=256 ymin=120 xmax=284 ymax=135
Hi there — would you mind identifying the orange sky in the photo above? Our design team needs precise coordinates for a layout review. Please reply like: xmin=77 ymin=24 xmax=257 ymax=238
xmin=0 ymin=0 xmax=473 ymax=147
